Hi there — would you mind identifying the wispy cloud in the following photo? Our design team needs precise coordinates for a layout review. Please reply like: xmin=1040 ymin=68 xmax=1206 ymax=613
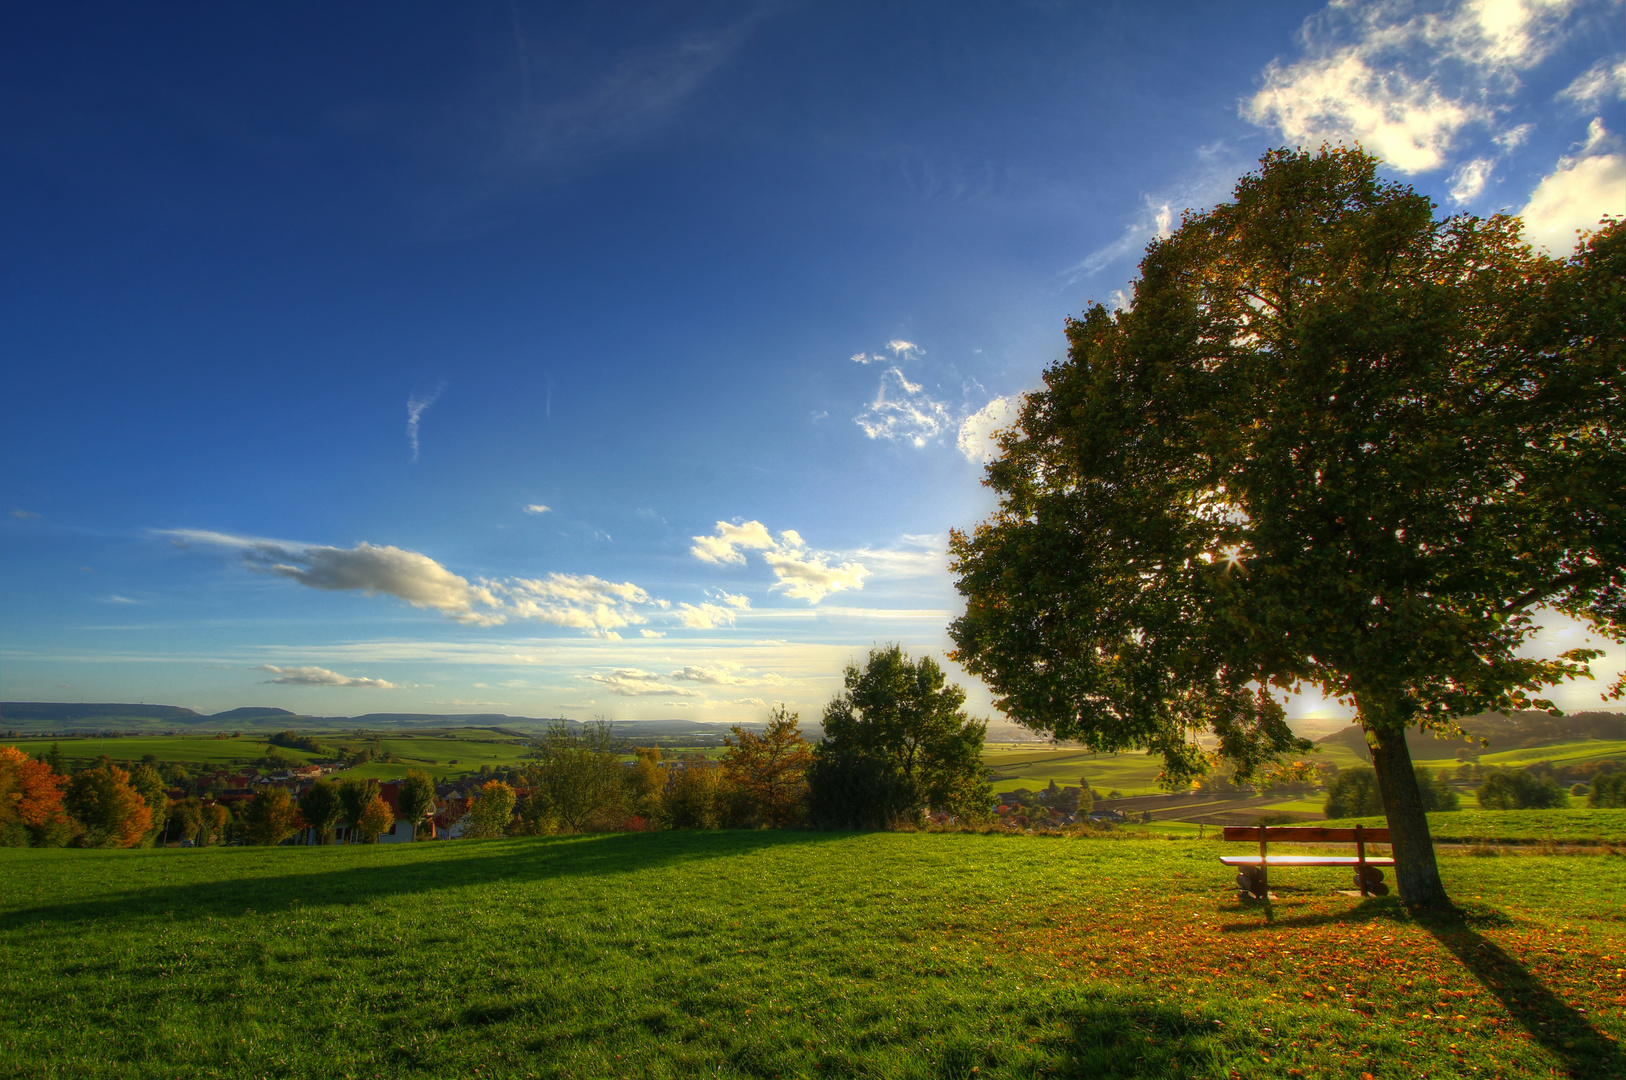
xmin=853 ymin=367 xmax=954 ymax=448
xmin=523 ymin=504 xmax=551 ymax=515
xmin=260 ymin=664 xmax=394 ymax=689
xmin=1559 ymin=56 xmax=1626 ymax=111
xmin=9 ymin=508 xmax=40 ymax=519
xmin=581 ymin=668 xmax=705 ymax=697
xmin=850 ymin=339 xmax=924 ymax=365
xmin=407 ymin=383 xmax=445 ymax=462
xmin=505 ymin=12 xmax=765 ymax=167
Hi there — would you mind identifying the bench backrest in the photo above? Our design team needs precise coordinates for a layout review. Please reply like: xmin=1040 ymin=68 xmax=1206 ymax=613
xmin=1222 ymin=826 xmax=1390 ymax=843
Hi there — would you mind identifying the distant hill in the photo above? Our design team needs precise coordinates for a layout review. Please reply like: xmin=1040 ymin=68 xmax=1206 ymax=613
xmin=0 ymin=702 xmax=201 ymax=721
xmin=210 ymin=707 xmax=298 ymax=720
xmin=1317 ymin=709 xmax=1626 ymax=759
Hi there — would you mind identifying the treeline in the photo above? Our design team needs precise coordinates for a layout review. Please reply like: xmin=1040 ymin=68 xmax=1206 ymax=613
xmin=1325 ymin=761 xmax=1626 ymax=817
xmin=459 ymin=647 xmax=993 ymax=837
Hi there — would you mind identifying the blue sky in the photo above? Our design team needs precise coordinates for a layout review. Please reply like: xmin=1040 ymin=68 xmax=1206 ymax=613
xmin=3 ymin=0 xmax=1623 ymax=726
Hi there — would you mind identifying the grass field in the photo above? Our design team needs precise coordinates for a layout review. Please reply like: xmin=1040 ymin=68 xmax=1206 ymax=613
xmin=1320 ymin=808 xmax=1626 ymax=845
xmin=1 ymin=832 xmax=1621 ymax=1079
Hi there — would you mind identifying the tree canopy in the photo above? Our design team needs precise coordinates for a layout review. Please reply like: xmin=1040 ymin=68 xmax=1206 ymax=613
xmin=949 ymin=147 xmax=1623 ymax=906
xmin=808 ymin=645 xmax=991 ymax=828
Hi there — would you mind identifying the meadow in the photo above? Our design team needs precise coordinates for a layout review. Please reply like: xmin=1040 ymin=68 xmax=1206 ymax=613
xmin=1 ymin=830 xmax=1620 ymax=1079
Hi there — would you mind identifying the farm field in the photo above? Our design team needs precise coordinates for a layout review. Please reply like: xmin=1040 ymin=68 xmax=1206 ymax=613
xmin=2 ymin=832 xmax=1621 ymax=1079
xmin=3 ymin=729 xmax=536 ymax=782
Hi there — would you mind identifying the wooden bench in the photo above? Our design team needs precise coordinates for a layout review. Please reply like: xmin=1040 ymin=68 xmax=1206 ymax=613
xmin=1220 ymin=825 xmax=1394 ymax=900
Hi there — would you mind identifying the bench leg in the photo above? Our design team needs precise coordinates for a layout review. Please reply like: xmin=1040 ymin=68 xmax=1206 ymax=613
xmin=1234 ymin=866 xmax=1267 ymax=901
xmin=1353 ymin=865 xmax=1389 ymax=897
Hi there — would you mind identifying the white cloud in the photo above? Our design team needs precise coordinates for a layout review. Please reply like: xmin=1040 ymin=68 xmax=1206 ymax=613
xmin=678 ymin=601 xmax=740 ymax=629
xmin=260 ymin=664 xmax=395 ymax=689
xmin=639 ymin=629 xmax=665 ymax=638
xmin=158 ymin=529 xmax=658 ymax=635
xmin=10 ymin=508 xmax=40 ymax=519
xmin=689 ymin=520 xmax=777 ymax=566
xmin=719 ymin=591 xmax=751 ymax=609
xmin=489 ymin=573 xmax=652 ymax=634
xmin=689 ymin=520 xmax=870 ymax=604
xmin=762 ymin=537 xmax=870 ymax=603
xmin=957 ymin=395 xmax=1016 ymax=463
xmin=1520 ymin=119 xmax=1626 ymax=253
xmin=1448 ymin=156 xmax=1496 ymax=203
xmin=237 ymin=539 xmax=502 ymax=624
xmin=1558 ymin=55 xmax=1626 ymax=111
xmin=887 ymin=340 xmax=923 ymax=360
xmin=407 ymin=384 xmax=445 ymax=462
xmin=523 ymin=504 xmax=551 ymax=515
xmin=1244 ymin=0 xmax=1579 ymax=174
xmin=854 ymin=367 xmax=953 ymax=448
xmin=690 ymin=519 xmax=776 ymax=564
xmin=669 ymin=662 xmax=787 ymax=686
xmin=582 ymin=669 xmax=704 ymax=697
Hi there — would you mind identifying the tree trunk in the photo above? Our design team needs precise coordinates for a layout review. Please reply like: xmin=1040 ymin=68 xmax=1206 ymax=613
xmin=1368 ymin=725 xmax=1451 ymax=909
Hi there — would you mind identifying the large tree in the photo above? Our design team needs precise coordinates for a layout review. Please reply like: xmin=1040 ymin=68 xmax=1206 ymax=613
xmin=949 ymin=147 xmax=1623 ymax=908
xmin=808 ymin=645 xmax=991 ymax=828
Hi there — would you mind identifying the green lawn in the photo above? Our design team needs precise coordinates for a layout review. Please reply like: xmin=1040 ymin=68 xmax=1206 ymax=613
xmin=1 ymin=832 xmax=1621 ymax=1079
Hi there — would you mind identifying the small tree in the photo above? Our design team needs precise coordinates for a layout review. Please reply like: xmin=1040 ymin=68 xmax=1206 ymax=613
xmin=336 ymin=777 xmax=378 ymax=843
xmin=664 ymin=763 xmax=724 ymax=830
xmin=355 ymin=793 xmax=394 ymax=843
xmin=64 ymin=765 xmax=152 ymax=848
xmin=626 ymin=747 xmax=666 ymax=824
xmin=168 ymin=799 xmax=203 ymax=845
xmin=723 ymin=707 xmax=812 ymax=827
xmin=0 ymin=745 xmax=68 ymax=847
xmin=463 ymin=780 xmax=516 ymax=839
xmin=397 ymin=770 xmax=436 ymax=840
xmin=807 ymin=645 xmax=992 ymax=829
xmin=298 ymin=779 xmax=344 ymax=844
xmin=200 ymin=802 xmax=229 ymax=846
xmin=528 ymin=720 xmax=625 ymax=833
xmin=240 ymin=787 xmax=299 ymax=846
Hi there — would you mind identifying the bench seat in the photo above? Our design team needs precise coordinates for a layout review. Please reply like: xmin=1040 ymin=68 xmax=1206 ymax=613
xmin=1220 ymin=854 xmax=1395 ymax=868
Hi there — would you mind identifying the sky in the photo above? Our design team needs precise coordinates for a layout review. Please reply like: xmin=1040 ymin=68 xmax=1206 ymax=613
xmin=3 ymin=0 xmax=1623 ymax=727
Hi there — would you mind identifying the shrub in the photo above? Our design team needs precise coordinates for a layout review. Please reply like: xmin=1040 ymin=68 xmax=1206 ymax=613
xmin=1476 ymin=769 xmax=1567 ymax=810
xmin=1324 ymin=766 xmax=1382 ymax=818
xmin=1589 ymin=770 xmax=1625 ymax=808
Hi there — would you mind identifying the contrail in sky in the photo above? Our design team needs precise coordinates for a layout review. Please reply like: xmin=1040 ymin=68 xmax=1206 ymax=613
xmin=407 ymin=383 xmax=445 ymax=461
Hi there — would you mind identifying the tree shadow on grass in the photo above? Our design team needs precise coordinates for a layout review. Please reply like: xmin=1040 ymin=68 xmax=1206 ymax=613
xmin=1218 ymin=900 xmax=1625 ymax=1079
xmin=1415 ymin=909 xmax=1626 ymax=1080
xmin=0 ymin=829 xmax=849 ymax=931
xmin=926 ymin=993 xmax=1252 ymax=1080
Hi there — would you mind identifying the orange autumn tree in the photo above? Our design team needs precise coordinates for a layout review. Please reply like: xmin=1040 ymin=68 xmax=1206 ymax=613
xmin=0 ymin=745 xmax=70 ymax=846
xmin=722 ymin=706 xmax=813 ymax=827
xmin=64 ymin=764 xmax=153 ymax=848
